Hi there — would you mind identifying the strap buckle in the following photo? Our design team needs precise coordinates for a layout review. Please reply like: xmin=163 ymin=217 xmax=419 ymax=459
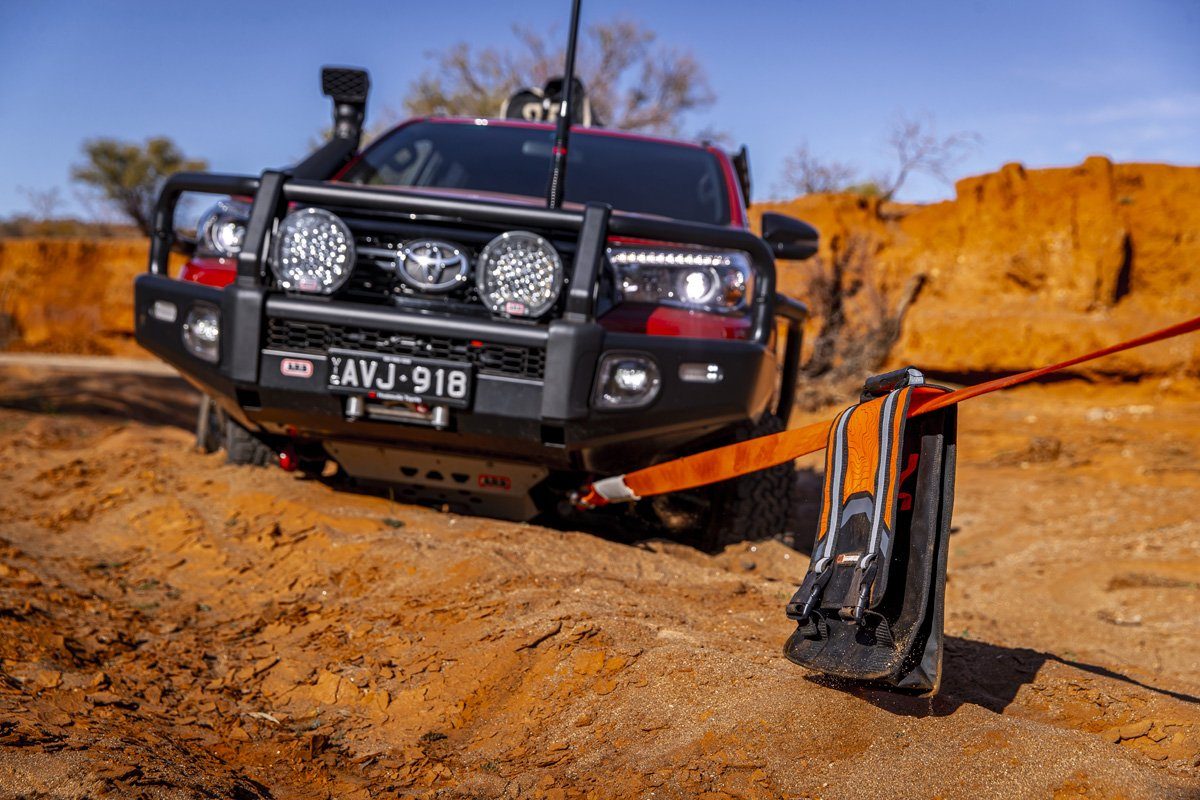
xmin=839 ymin=555 xmax=879 ymax=623
xmin=861 ymin=366 xmax=924 ymax=401
xmin=786 ymin=568 xmax=833 ymax=621
xmin=786 ymin=588 xmax=821 ymax=621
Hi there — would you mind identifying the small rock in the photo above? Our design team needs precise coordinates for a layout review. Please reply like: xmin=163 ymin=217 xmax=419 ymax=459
xmin=92 ymin=762 xmax=141 ymax=781
xmin=310 ymin=669 xmax=343 ymax=704
xmin=41 ymin=710 xmax=72 ymax=727
xmin=34 ymin=669 xmax=62 ymax=689
xmin=515 ymin=621 xmax=562 ymax=651
xmin=88 ymin=691 xmax=138 ymax=709
xmin=251 ymin=656 xmax=280 ymax=677
xmin=305 ymin=733 xmax=329 ymax=760
xmin=1119 ymin=719 xmax=1152 ymax=740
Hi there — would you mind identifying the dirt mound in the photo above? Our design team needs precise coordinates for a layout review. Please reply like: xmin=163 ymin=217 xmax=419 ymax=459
xmin=0 ymin=238 xmax=150 ymax=358
xmin=1 ymin=365 xmax=1198 ymax=797
xmin=755 ymin=157 xmax=1200 ymax=382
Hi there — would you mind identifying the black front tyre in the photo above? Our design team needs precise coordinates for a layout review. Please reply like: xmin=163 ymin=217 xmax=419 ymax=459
xmin=223 ymin=418 xmax=277 ymax=467
xmin=697 ymin=413 xmax=795 ymax=550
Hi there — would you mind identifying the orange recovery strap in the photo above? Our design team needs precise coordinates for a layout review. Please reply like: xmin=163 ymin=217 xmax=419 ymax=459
xmin=578 ymin=313 xmax=1200 ymax=508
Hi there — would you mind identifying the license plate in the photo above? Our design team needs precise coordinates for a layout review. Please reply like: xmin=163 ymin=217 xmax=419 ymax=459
xmin=327 ymin=350 xmax=472 ymax=408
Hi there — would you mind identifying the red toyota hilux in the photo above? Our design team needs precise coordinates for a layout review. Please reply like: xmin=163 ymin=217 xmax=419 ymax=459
xmin=134 ymin=67 xmax=817 ymax=547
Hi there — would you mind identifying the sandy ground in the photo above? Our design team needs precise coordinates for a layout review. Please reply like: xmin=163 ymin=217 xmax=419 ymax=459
xmin=0 ymin=361 xmax=1197 ymax=799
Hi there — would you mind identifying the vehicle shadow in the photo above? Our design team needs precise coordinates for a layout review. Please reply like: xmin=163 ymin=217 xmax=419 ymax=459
xmin=801 ymin=636 xmax=1200 ymax=717
xmin=1 ymin=363 xmax=827 ymax=556
xmin=0 ymin=367 xmax=199 ymax=430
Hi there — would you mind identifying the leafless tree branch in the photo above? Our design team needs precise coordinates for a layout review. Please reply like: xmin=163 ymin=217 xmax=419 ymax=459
xmin=17 ymin=186 xmax=62 ymax=221
xmin=402 ymin=18 xmax=715 ymax=135
xmin=777 ymin=144 xmax=860 ymax=195
xmin=877 ymin=113 xmax=981 ymax=200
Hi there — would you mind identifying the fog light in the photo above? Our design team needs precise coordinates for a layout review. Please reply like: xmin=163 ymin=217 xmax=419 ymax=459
xmin=182 ymin=303 xmax=220 ymax=364
xmin=593 ymin=353 xmax=661 ymax=410
xmin=614 ymin=365 xmax=649 ymax=393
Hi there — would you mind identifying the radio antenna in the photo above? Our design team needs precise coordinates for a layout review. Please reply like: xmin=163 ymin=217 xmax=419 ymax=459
xmin=546 ymin=0 xmax=582 ymax=209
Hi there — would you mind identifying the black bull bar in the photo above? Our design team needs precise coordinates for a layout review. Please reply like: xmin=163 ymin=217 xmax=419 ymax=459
xmin=137 ymin=170 xmax=807 ymax=426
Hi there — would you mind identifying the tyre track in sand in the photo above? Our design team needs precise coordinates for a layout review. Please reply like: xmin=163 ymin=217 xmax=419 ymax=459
xmin=0 ymin=363 xmax=1197 ymax=798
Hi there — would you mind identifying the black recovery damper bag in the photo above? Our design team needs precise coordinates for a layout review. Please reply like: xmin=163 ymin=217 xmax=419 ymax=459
xmin=784 ymin=369 xmax=957 ymax=694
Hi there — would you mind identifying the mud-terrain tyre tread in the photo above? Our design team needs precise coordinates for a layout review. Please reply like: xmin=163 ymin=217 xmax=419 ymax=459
xmin=701 ymin=413 xmax=794 ymax=550
xmin=223 ymin=420 xmax=276 ymax=467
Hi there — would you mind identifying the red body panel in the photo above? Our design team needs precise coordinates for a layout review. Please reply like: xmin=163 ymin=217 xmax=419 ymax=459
xmin=597 ymin=305 xmax=752 ymax=340
xmin=180 ymin=257 xmax=237 ymax=287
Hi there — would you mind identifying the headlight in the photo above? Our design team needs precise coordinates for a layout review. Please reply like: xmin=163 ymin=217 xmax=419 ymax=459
xmin=196 ymin=199 xmax=250 ymax=258
xmin=607 ymin=247 xmax=752 ymax=313
xmin=271 ymin=207 xmax=356 ymax=294
xmin=477 ymin=231 xmax=563 ymax=318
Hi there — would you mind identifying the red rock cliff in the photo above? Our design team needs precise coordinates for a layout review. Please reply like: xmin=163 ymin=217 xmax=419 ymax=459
xmin=754 ymin=156 xmax=1199 ymax=381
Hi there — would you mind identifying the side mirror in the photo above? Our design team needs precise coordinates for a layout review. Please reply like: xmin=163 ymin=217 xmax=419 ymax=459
xmin=761 ymin=212 xmax=819 ymax=261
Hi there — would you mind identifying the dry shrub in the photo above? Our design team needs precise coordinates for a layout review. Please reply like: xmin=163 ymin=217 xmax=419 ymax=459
xmin=0 ymin=281 xmax=18 ymax=350
xmin=795 ymin=233 xmax=925 ymax=410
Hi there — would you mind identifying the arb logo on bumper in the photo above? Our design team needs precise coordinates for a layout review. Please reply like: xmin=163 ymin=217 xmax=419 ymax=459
xmin=479 ymin=474 xmax=512 ymax=491
xmin=280 ymin=358 xmax=314 ymax=378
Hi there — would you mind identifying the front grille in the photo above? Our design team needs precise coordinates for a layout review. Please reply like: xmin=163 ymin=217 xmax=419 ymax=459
xmin=325 ymin=222 xmax=576 ymax=316
xmin=265 ymin=318 xmax=545 ymax=381
xmin=342 ymin=256 xmax=396 ymax=302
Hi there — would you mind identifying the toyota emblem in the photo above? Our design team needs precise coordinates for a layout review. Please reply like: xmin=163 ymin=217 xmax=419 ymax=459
xmin=396 ymin=240 xmax=470 ymax=293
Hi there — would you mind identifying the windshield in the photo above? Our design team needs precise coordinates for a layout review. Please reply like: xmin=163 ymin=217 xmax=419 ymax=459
xmin=341 ymin=121 xmax=731 ymax=226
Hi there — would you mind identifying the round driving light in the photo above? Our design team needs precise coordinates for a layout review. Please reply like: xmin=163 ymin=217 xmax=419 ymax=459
xmin=271 ymin=207 xmax=356 ymax=294
xmin=477 ymin=231 xmax=563 ymax=317
xmin=181 ymin=303 xmax=221 ymax=364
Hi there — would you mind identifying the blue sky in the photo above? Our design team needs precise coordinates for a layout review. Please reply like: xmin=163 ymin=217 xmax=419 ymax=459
xmin=0 ymin=0 xmax=1196 ymax=218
